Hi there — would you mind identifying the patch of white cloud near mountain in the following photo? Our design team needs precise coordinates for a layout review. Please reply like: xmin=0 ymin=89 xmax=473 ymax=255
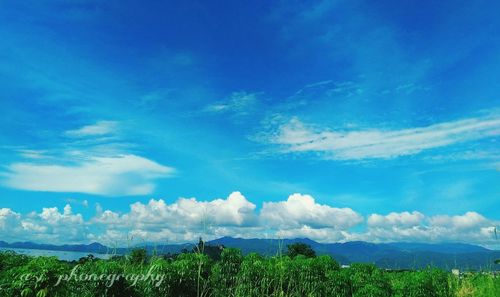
xmin=1 ymin=192 xmax=498 ymax=249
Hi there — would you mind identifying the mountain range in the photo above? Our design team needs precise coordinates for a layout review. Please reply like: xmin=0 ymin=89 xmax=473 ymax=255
xmin=1 ymin=237 xmax=498 ymax=271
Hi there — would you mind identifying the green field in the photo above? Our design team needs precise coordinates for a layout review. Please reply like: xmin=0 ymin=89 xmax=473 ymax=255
xmin=0 ymin=246 xmax=498 ymax=297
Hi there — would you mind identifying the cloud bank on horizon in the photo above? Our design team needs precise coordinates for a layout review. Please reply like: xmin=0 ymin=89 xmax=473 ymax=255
xmin=0 ymin=0 xmax=499 ymax=247
xmin=0 ymin=192 xmax=498 ymax=249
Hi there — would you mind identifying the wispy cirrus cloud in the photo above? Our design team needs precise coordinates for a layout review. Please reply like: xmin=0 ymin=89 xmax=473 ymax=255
xmin=65 ymin=120 xmax=118 ymax=137
xmin=2 ymin=154 xmax=174 ymax=196
xmin=204 ymin=91 xmax=259 ymax=116
xmin=261 ymin=113 xmax=500 ymax=160
xmin=1 ymin=121 xmax=175 ymax=196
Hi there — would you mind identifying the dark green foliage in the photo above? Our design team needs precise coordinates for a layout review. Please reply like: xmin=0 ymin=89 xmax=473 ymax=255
xmin=287 ymin=243 xmax=316 ymax=258
xmin=391 ymin=268 xmax=453 ymax=297
xmin=349 ymin=263 xmax=393 ymax=297
xmin=0 ymin=250 xmax=30 ymax=271
xmin=77 ymin=254 xmax=96 ymax=265
xmin=129 ymin=248 xmax=148 ymax=265
xmin=0 ymin=250 xmax=497 ymax=297
xmin=494 ymin=259 xmax=500 ymax=264
xmin=192 ymin=238 xmax=224 ymax=261
xmin=325 ymin=268 xmax=352 ymax=297
xmin=233 ymin=253 xmax=269 ymax=296
xmin=170 ymin=252 xmax=211 ymax=297
xmin=3 ymin=256 xmax=71 ymax=297
xmin=72 ymin=258 xmax=138 ymax=297
xmin=285 ymin=255 xmax=341 ymax=296
xmin=210 ymin=248 xmax=243 ymax=296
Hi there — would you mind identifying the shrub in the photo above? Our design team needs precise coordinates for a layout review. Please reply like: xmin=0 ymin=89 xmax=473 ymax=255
xmin=7 ymin=256 xmax=71 ymax=297
xmin=170 ymin=252 xmax=211 ymax=297
xmin=391 ymin=268 xmax=452 ymax=297
xmin=287 ymin=243 xmax=316 ymax=259
xmin=210 ymin=248 xmax=243 ymax=296
xmin=70 ymin=258 xmax=138 ymax=297
xmin=349 ymin=263 xmax=392 ymax=297
xmin=129 ymin=248 xmax=148 ymax=266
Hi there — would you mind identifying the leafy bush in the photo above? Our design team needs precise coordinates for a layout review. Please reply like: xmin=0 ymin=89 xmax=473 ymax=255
xmin=210 ymin=248 xmax=243 ymax=296
xmin=170 ymin=252 xmax=211 ymax=297
xmin=6 ymin=256 xmax=71 ymax=297
xmin=129 ymin=248 xmax=148 ymax=266
xmin=287 ymin=243 xmax=316 ymax=259
xmin=349 ymin=263 xmax=392 ymax=297
xmin=71 ymin=258 xmax=138 ymax=297
xmin=391 ymin=268 xmax=452 ymax=297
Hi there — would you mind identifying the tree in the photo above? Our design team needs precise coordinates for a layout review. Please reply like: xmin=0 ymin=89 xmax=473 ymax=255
xmin=129 ymin=248 xmax=147 ymax=265
xmin=495 ymin=259 xmax=500 ymax=265
xmin=287 ymin=243 xmax=316 ymax=258
xmin=192 ymin=237 xmax=224 ymax=261
xmin=77 ymin=254 xmax=96 ymax=265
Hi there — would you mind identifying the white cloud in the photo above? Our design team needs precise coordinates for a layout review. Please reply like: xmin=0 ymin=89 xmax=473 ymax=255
xmin=265 ymin=114 xmax=500 ymax=160
xmin=65 ymin=121 xmax=118 ymax=137
xmin=2 ymin=154 xmax=174 ymax=196
xmin=276 ymin=226 xmax=349 ymax=242
xmin=363 ymin=211 xmax=498 ymax=246
xmin=204 ymin=91 xmax=258 ymax=115
xmin=429 ymin=211 xmax=487 ymax=230
xmin=368 ymin=211 xmax=424 ymax=228
xmin=2 ymin=121 xmax=177 ymax=196
xmin=93 ymin=191 xmax=257 ymax=229
xmin=16 ymin=149 xmax=47 ymax=159
xmin=260 ymin=193 xmax=363 ymax=229
xmin=0 ymin=208 xmax=21 ymax=230
xmin=0 ymin=205 xmax=88 ymax=243
xmin=90 ymin=192 xmax=363 ymax=244
xmin=1 ymin=194 xmax=498 ymax=247
xmin=90 ymin=192 xmax=258 ymax=244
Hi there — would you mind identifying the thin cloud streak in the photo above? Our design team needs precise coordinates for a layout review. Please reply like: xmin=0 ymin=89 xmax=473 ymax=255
xmin=265 ymin=113 xmax=500 ymax=160
xmin=65 ymin=121 xmax=118 ymax=138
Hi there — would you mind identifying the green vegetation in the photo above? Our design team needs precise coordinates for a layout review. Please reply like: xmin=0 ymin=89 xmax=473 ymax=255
xmin=0 ymin=246 xmax=498 ymax=297
xmin=286 ymin=242 xmax=317 ymax=259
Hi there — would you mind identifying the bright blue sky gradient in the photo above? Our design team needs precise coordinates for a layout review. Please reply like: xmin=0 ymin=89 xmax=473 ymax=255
xmin=0 ymin=0 xmax=499 ymax=245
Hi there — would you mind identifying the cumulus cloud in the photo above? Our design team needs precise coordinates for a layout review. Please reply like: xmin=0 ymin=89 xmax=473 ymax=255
xmin=264 ymin=114 xmax=500 ymax=160
xmin=260 ymin=193 xmax=363 ymax=229
xmin=93 ymin=192 xmax=257 ymax=230
xmin=364 ymin=211 xmax=497 ymax=246
xmin=0 ymin=193 xmax=498 ymax=247
xmin=0 ymin=205 xmax=87 ymax=243
xmin=276 ymin=226 xmax=349 ymax=242
xmin=429 ymin=212 xmax=488 ymax=230
xmin=368 ymin=211 xmax=424 ymax=228
xmin=0 ymin=208 xmax=21 ymax=231
xmin=2 ymin=154 xmax=174 ymax=196
xmin=3 ymin=192 xmax=359 ymax=245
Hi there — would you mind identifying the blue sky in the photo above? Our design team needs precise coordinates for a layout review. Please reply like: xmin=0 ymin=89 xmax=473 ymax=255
xmin=0 ymin=0 xmax=499 ymax=246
